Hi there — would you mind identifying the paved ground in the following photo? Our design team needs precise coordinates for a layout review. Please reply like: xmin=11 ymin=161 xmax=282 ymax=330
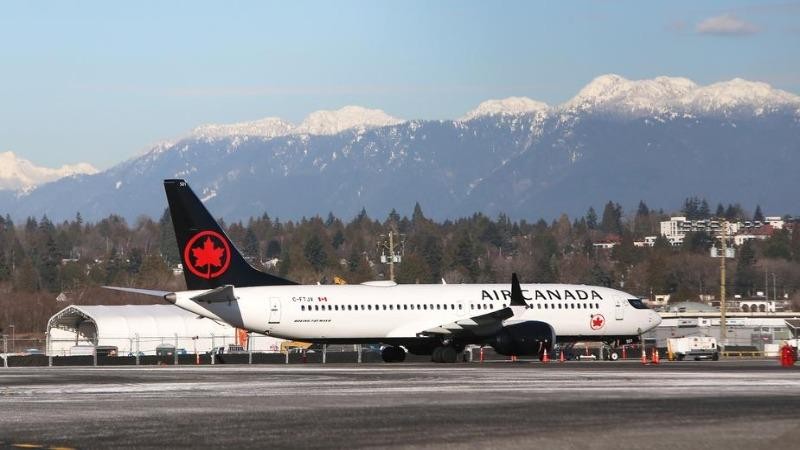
xmin=1 ymin=360 xmax=799 ymax=449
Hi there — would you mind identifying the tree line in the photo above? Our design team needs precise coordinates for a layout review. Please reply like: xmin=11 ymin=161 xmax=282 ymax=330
xmin=1 ymin=198 xmax=800 ymax=334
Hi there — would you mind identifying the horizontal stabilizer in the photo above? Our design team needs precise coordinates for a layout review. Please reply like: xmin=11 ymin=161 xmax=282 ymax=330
xmin=190 ymin=285 xmax=237 ymax=304
xmin=103 ymin=286 xmax=172 ymax=298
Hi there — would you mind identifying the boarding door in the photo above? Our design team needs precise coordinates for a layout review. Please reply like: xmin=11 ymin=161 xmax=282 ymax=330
xmin=268 ymin=297 xmax=282 ymax=324
xmin=614 ymin=299 xmax=625 ymax=320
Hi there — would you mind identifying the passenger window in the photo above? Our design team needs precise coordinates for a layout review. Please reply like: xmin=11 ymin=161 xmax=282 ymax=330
xmin=537 ymin=304 xmax=541 ymax=309
xmin=368 ymin=305 xmax=372 ymax=310
xmin=490 ymin=304 xmax=494 ymax=310
xmin=558 ymin=304 xmax=562 ymax=309
xmin=458 ymin=304 xmax=462 ymax=310
xmin=423 ymin=305 xmax=428 ymax=310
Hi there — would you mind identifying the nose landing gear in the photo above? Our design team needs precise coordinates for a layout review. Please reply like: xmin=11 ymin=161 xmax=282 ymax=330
xmin=381 ymin=346 xmax=407 ymax=363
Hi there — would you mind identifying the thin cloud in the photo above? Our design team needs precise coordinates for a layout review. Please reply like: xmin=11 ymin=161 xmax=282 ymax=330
xmin=696 ymin=14 xmax=760 ymax=36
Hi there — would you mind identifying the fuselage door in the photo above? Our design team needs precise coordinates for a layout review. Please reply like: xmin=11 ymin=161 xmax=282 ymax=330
xmin=268 ymin=297 xmax=281 ymax=324
xmin=615 ymin=298 xmax=624 ymax=320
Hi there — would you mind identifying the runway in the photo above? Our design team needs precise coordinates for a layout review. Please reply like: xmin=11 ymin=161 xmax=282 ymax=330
xmin=1 ymin=360 xmax=799 ymax=449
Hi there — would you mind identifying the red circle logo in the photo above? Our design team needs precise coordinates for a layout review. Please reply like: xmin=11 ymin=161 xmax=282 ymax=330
xmin=590 ymin=314 xmax=605 ymax=330
xmin=183 ymin=230 xmax=231 ymax=279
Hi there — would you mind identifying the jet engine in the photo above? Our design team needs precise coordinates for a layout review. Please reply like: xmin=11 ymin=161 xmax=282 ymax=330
xmin=490 ymin=321 xmax=555 ymax=356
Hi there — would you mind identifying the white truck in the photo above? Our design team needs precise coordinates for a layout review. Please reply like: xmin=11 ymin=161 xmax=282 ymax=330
xmin=668 ymin=336 xmax=719 ymax=361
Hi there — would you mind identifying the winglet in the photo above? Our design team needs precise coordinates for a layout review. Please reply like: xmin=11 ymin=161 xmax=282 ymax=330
xmin=510 ymin=273 xmax=527 ymax=307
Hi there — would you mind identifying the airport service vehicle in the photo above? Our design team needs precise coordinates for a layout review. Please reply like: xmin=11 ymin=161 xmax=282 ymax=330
xmin=108 ymin=179 xmax=661 ymax=363
xmin=210 ymin=344 xmax=247 ymax=355
xmin=668 ymin=336 xmax=719 ymax=361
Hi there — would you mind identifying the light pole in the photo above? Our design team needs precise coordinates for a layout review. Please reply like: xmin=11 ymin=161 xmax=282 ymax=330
xmin=9 ymin=325 xmax=14 ymax=353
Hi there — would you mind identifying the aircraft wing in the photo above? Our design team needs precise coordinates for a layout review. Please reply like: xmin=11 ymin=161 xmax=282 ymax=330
xmin=415 ymin=273 xmax=530 ymax=339
xmin=420 ymin=307 xmax=516 ymax=337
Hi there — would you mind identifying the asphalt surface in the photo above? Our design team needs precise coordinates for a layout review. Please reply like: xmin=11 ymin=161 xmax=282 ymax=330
xmin=1 ymin=360 xmax=799 ymax=449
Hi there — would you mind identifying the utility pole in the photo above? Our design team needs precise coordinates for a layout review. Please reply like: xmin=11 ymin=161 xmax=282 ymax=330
xmin=719 ymin=221 xmax=728 ymax=343
xmin=378 ymin=230 xmax=405 ymax=282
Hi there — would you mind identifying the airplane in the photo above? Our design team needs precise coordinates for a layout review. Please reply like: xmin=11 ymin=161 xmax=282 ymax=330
xmin=107 ymin=179 xmax=661 ymax=363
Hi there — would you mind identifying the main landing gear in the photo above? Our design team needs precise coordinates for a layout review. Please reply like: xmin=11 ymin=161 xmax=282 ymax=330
xmin=431 ymin=344 xmax=464 ymax=363
xmin=381 ymin=346 xmax=407 ymax=363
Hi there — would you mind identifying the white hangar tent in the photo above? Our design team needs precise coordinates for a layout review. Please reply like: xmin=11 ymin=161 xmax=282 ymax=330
xmin=46 ymin=305 xmax=284 ymax=356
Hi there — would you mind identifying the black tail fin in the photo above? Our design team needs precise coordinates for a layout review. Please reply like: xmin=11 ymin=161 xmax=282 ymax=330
xmin=164 ymin=179 xmax=297 ymax=290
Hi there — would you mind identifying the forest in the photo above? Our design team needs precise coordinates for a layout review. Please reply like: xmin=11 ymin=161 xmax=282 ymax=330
xmin=2 ymin=198 xmax=799 ymax=334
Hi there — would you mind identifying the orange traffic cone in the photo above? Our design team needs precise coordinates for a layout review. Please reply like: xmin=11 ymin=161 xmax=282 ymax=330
xmin=542 ymin=349 xmax=550 ymax=363
xmin=641 ymin=348 xmax=648 ymax=365
xmin=651 ymin=348 xmax=659 ymax=365
xmin=559 ymin=350 xmax=565 ymax=363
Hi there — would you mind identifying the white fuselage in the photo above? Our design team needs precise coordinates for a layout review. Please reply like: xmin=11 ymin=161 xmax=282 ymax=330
xmin=170 ymin=283 xmax=661 ymax=343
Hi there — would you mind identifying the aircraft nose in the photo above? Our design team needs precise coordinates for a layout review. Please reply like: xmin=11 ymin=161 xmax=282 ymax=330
xmin=650 ymin=310 xmax=662 ymax=327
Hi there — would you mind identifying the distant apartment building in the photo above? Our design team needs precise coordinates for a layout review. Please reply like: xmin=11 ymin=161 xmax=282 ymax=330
xmin=658 ymin=216 xmax=786 ymax=247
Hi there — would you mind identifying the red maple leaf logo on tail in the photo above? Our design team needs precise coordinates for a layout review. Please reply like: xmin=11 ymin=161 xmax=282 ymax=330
xmin=183 ymin=230 xmax=231 ymax=279
xmin=192 ymin=237 xmax=225 ymax=276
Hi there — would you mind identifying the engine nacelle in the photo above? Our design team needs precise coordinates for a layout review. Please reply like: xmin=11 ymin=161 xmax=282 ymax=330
xmin=490 ymin=321 xmax=555 ymax=356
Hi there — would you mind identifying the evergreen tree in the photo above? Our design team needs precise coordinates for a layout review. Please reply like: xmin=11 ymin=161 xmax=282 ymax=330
xmin=303 ymin=234 xmax=328 ymax=272
xmin=683 ymin=231 xmax=714 ymax=254
xmin=453 ymin=233 xmax=478 ymax=281
xmin=600 ymin=202 xmax=622 ymax=235
xmin=243 ymin=228 xmax=259 ymax=259
xmin=331 ymin=229 xmax=345 ymax=249
xmin=634 ymin=201 xmax=651 ymax=236
xmin=734 ymin=241 xmax=757 ymax=296
xmin=158 ymin=209 xmax=179 ymax=266
xmin=265 ymin=239 xmax=282 ymax=258
xmin=420 ymin=235 xmax=443 ymax=282
xmin=763 ymin=229 xmax=791 ymax=260
xmin=753 ymin=205 xmax=764 ymax=222
xmin=585 ymin=207 xmax=598 ymax=230
xmin=699 ymin=199 xmax=710 ymax=219
xmin=791 ymin=225 xmax=800 ymax=262
xmin=715 ymin=203 xmax=725 ymax=218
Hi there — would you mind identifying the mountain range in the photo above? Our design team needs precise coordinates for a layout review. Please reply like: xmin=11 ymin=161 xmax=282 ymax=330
xmin=1 ymin=74 xmax=799 ymax=223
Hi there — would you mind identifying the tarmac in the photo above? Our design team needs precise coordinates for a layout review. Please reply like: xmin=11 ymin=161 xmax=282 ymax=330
xmin=1 ymin=359 xmax=799 ymax=449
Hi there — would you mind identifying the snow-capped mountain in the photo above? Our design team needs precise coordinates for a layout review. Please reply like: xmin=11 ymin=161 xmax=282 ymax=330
xmin=191 ymin=117 xmax=294 ymax=139
xmin=0 ymin=151 xmax=98 ymax=191
xmin=461 ymin=97 xmax=549 ymax=121
xmin=2 ymin=75 xmax=798 ymax=222
xmin=561 ymin=74 xmax=800 ymax=117
xmin=190 ymin=106 xmax=403 ymax=140
xmin=293 ymin=106 xmax=403 ymax=135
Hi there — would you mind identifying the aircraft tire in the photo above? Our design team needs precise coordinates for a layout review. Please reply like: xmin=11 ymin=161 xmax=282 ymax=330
xmin=431 ymin=347 xmax=444 ymax=363
xmin=609 ymin=351 xmax=619 ymax=361
xmin=440 ymin=346 xmax=458 ymax=363
xmin=382 ymin=346 xmax=402 ymax=363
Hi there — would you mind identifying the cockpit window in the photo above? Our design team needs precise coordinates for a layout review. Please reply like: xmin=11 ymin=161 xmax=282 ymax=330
xmin=628 ymin=299 xmax=649 ymax=309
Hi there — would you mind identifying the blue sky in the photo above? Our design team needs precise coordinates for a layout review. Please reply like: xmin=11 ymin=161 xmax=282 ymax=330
xmin=1 ymin=1 xmax=799 ymax=169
